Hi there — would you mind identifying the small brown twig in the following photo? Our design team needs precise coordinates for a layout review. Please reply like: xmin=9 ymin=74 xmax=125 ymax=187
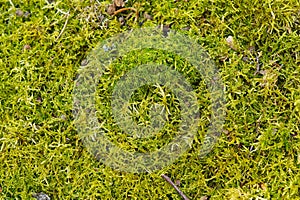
xmin=113 ymin=7 xmax=139 ymax=22
xmin=161 ymin=174 xmax=190 ymax=200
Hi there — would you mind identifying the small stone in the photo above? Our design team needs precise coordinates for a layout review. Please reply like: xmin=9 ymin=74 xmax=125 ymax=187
xmin=226 ymin=35 xmax=236 ymax=50
xmin=24 ymin=11 xmax=30 ymax=18
xmin=16 ymin=9 xmax=24 ymax=17
xmin=226 ymin=35 xmax=234 ymax=43
xmin=32 ymin=192 xmax=50 ymax=200
xmin=118 ymin=16 xmax=125 ymax=26
xmin=81 ymin=59 xmax=88 ymax=66
xmin=242 ymin=56 xmax=249 ymax=62
xmin=24 ymin=44 xmax=31 ymax=50
xmin=60 ymin=114 xmax=66 ymax=120
xmin=97 ymin=14 xmax=105 ymax=22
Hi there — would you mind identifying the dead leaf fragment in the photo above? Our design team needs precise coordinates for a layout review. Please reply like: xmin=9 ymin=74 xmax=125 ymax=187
xmin=182 ymin=25 xmax=191 ymax=31
xmin=259 ymin=183 xmax=267 ymax=191
xmin=200 ymin=196 xmax=208 ymax=200
xmin=114 ymin=0 xmax=125 ymax=7
xmin=144 ymin=12 xmax=153 ymax=20
xmin=107 ymin=4 xmax=116 ymax=15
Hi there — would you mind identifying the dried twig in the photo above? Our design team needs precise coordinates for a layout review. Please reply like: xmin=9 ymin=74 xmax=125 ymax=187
xmin=161 ymin=174 xmax=189 ymax=200
xmin=56 ymin=10 xmax=70 ymax=41
xmin=113 ymin=7 xmax=139 ymax=22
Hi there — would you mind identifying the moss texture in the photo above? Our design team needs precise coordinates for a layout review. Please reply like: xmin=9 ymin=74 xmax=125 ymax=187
xmin=0 ymin=0 xmax=299 ymax=199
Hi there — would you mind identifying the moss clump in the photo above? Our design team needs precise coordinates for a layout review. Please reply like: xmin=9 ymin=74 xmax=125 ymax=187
xmin=0 ymin=0 xmax=299 ymax=199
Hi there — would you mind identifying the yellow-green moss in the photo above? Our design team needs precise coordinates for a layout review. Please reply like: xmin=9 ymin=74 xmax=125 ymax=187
xmin=0 ymin=0 xmax=299 ymax=199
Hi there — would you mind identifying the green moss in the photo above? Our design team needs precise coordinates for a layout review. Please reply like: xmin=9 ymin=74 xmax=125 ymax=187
xmin=0 ymin=0 xmax=299 ymax=199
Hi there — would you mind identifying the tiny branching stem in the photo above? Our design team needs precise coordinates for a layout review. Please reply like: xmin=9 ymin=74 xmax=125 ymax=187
xmin=161 ymin=174 xmax=190 ymax=200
